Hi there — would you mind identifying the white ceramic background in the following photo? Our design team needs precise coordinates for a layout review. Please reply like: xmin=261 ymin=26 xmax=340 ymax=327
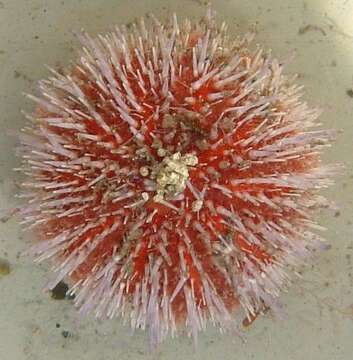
xmin=0 ymin=1 xmax=352 ymax=359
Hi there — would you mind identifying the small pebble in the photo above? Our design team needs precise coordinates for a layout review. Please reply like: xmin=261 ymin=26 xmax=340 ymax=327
xmin=50 ymin=281 xmax=69 ymax=300
xmin=0 ymin=258 xmax=10 ymax=276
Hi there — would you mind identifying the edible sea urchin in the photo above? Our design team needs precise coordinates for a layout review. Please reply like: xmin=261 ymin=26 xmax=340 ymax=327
xmin=18 ymin=10 xmax=336 ymax=347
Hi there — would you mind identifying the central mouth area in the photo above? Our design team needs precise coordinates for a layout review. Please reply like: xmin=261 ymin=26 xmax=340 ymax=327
xmin=140 ymin=151 xmax=198 ymax=203
xmin=154 ymin=152 xmax=198 ymax=202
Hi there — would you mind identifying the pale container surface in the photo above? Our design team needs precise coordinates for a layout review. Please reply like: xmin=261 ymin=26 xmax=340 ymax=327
xmin=0 ymin=0 xmax=352 ymax=359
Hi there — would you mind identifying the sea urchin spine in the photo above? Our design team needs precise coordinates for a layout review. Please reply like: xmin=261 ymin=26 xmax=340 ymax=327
xmin=17 ymin=10 xmax=336 ymax=347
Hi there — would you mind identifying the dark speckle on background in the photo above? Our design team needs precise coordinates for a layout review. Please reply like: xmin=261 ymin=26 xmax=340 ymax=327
xmin=298 ymin=24 xmax=327 ymax=36
xmin=346 ymin=89 xmax=353 ymax=98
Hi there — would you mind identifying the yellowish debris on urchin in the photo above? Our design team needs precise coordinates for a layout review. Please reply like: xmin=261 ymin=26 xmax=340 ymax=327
xmin=153 ymin=152 xmax=198 ymax=202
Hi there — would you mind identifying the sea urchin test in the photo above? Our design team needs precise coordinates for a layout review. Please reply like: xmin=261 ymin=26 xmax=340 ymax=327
xmin=18 ymin=10 xmax=336 ymax=347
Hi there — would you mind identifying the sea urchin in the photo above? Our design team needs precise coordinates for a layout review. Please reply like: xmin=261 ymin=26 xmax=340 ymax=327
xmin=18 ymin=10 xmax=336 ymax=347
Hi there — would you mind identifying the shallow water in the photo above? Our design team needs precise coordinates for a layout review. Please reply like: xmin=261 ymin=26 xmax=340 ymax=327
xmin=0 ymin=1 xmax=352 ymax=359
